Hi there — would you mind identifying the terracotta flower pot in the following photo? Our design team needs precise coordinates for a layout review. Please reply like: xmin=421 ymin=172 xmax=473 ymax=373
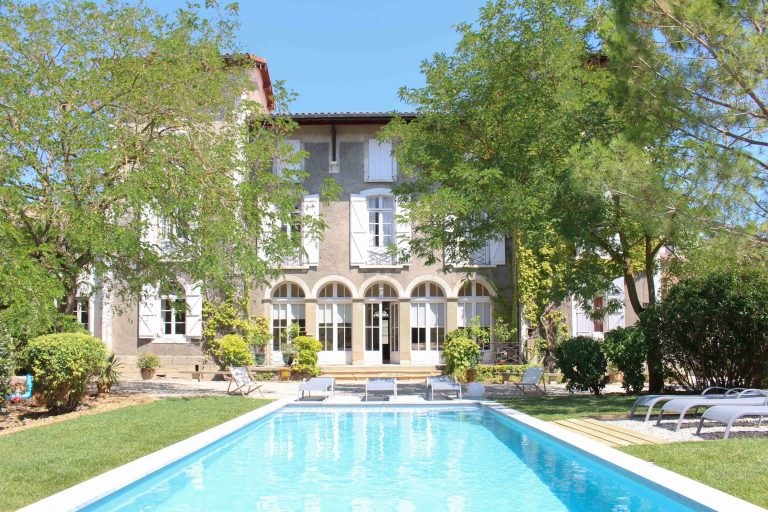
xmin=140 ymin=368 xmax=156 ymax=380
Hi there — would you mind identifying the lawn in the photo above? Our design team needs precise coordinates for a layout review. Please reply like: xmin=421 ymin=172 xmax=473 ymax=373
xmin=621 ymin=438 xmax=768 ymax=509
xmin=497 ymin=394 xmax=637 ymax=420
xmin=0 ymin=396 xmax=269 ymax=512
xmin=499 ymin=394 xmax=768 ymax=508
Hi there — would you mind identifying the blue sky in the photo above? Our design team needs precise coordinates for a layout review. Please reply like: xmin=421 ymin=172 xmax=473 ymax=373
xmin=146 ymin=0 xmax=488 ymax=113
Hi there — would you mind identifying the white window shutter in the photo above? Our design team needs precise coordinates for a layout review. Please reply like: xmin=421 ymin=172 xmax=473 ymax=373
xmin=302 ymin=194 xmax=320 ymax=266
xmin=395 ymin=199 xmax=411 ymax=264
xmin=489 ymin=237 xmax=506 ymax=266
xmin=274 ymin=139 xmax=301 ymax=179
xmin=138 ymin=284 xmax=161 ymax=338
xmin=367 ymin=140 xmax=394 ymax=182
xmin=185 ymin=282 xmax=203 ymax=338
xmin=349 ymin=194 xmax=368 ymax=265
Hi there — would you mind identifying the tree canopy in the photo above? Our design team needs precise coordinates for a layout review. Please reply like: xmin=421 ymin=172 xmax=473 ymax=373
xmin=0 ymin=0 xmax=316 ymax=342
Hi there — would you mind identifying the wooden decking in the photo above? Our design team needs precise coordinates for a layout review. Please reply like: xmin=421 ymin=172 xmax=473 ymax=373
xmin=551 ymin=418 xmax=666 ymax=447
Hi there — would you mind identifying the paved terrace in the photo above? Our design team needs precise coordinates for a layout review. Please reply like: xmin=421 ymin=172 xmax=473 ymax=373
xmin=112 ymin=379 xmax=768 ymax=444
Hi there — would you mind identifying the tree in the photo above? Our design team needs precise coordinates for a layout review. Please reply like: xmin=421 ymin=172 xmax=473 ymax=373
xmin=0 ymin=1 xmax=320 ymax=343
xmin=383 ymin=0 xmax=613 ymax=344
xmin=603 ymin=0 xmax=768 ymax=233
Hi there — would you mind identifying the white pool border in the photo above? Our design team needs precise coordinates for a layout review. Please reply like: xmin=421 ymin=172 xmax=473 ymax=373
xmin=19 ymin=399 xmax=766 ymax=512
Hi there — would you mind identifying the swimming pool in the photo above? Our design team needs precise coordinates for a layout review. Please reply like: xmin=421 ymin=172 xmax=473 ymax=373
xmin=21 ymin=402 xmax=760 ymax=512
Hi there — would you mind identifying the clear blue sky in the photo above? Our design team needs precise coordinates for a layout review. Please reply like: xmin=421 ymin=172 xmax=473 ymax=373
xmin=145 ymin=0 xmax=488 ymax=113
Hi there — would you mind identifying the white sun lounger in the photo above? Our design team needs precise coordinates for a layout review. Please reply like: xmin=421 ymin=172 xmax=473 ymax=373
xmin=426 ymin=376 xmax=462 ymax=400
xmin=630 ymin=387 xmax=746 ymax=422
xmin=298 ymin=377 xmax=335 ymax=400
xmin=657 ymin=389 xmax=768 ymax=431
xmin=696 ymin=400 xmax=768 ymax=439
xmin=365 ymin=378 xmax=397 ymax=401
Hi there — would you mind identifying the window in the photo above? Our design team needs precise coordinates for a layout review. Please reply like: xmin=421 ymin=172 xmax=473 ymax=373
xmin=273 ymin=139 xmax=301 ymax=181
xmin=367 ymin=196 xmax=394 ymax=248
xmin=458 ymin=282 xmax=492 ymax=350
xmin=410 ymin=283 xmax=446 ymax=351
xmin=318 ymin=283 xmax=352 ymax=352
xmin=75 ymin=298 xmax=89 ymax=331
xmin=271 ymin=283 xmax=306 ymax=351
xmin=160 ymin=285 xmax=186 ymax=336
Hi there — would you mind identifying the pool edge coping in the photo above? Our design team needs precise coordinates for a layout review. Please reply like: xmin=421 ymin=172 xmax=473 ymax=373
xmin=18 ymin=398 xmax=766 ymax=512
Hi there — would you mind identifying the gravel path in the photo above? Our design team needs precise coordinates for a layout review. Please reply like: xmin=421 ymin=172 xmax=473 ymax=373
xmin=605 ymin=416 xmax=768 ymax=442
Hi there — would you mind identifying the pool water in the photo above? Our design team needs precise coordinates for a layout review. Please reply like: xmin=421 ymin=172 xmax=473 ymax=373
xmin=84 ymin=406 xmax=702 ymax=512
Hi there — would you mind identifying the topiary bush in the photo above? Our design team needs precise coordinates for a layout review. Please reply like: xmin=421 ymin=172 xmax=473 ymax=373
xmin=602 ymin=327 xmax=647 ymax=395
xmin=212 ymin=334 xmax=254 ymax=367
xmin=652 ymin=269 xmax=768 ymax=391
xmin=291 ymin=336 xmax=322 ymax=377
xmin=443 ymin=331 xmax=481 ymax=381
xmin=23 ymin=333 xmax=107 ymax=413
xmin=553 ymin=336 xmax=609 ymax=395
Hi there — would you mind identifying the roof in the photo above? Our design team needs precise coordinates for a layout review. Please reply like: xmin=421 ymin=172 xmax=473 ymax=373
xmin=223 ymin=53 xmax=274 ymax=111
xmin=279 ymin=111 xmax=418 ymax=125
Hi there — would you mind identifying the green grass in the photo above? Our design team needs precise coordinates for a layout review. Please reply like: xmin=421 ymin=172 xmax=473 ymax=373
xmin=0 ymin=396 xmax=269 ymax=512
xmin=621 ymin=438 xmax=768 ymax=508
xmin=497 ymin=394 xmax=637 ymax=420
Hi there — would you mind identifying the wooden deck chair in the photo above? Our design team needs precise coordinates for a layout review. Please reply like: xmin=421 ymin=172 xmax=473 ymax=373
xmin=512 ymin=367 xmax=546 ymax=395
xmin=227 ymin=366 xmax=264 ymax=397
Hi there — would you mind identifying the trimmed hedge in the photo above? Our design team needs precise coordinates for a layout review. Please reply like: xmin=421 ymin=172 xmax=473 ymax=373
xmin=554 ymin=336 xmax=609 ymax=395
xmin=24 ymin=333 xmax=107 ymax=413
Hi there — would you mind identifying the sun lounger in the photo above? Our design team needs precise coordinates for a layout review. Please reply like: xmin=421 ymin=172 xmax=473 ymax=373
xmin=511 ymin=367 xmax=546 ymax=396
xmin=227 ymin=366 xmax=264 ymax=397
xmin=298 ymin=377 xmax=335 ymax=400
xmin=630 ymin=386 xmax=746 ymax=422
xmin=696 ymin=400 xmax=768 ymax=439
xmin=657 ymin=389 xmax=768 ymax=431
xmin=365 ymin=378 xmax=397 ymax=401
xmin=426 ymin=376 xmax=462 ymax=400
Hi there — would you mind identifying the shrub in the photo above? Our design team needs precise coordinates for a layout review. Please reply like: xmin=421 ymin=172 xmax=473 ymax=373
xmin=553 ymin=336 xmax=609 ymax=395
xmin=0 ymin=332 xmax=14 ymax=411
xmin=212 ymin=334 xmax=253 ymax=367
xmin=653 ymin=269 xmax=768 ymax=391
xmin=96 ymin=352 xmax=122 ymax=394
xmin=136 ymin=351 xmax=161 ymax=370
xmin=603 ymin=327 xmax=647 ymax=394
xmin=291 ymin=336 xmax=322 ymax=377
xmin=476 ymin=364 xmax=529 ymax=384
xmin=24 ymin=333 xmax=107 ymax=413
xmin=443 ymin=332 xmax=481 ymax=381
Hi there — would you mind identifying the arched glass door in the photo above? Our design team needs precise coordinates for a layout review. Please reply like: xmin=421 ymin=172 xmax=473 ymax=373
xmin=364 ymin=282 xmax=400 ymax=364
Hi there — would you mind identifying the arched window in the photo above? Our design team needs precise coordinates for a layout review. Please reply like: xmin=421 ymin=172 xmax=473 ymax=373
xmin=160 ymin=282 xmax=186 ymax=336
xmin=271 ymin=283 xmax=306 ymax=351
xmin=364 ymin=282 xmax=398 ymax=299
xmin=317 ymin=283 xmax=352 ymax=352
xmin=458 ymin=281 xmax=493 ymax=350
xmin=410 ymin=282 xmax=446 ymax=352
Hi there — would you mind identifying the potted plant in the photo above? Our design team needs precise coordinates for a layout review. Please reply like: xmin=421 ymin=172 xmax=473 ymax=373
xmin=137 ymin=351 xmax=161 ymax=380
xmin=97 ymin=352 xmax=122 ymax=394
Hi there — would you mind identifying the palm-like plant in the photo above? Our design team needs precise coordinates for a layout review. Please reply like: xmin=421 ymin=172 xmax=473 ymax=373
xmin=96 ymin=352 xmax=122 ymax=394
